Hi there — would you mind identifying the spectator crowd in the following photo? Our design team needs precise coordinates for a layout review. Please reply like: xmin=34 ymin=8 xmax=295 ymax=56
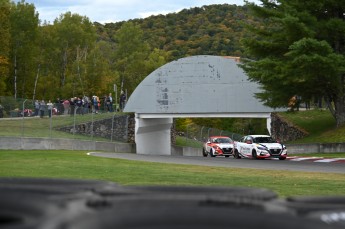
xmin=43 ymin=93 xmax=124 ymax=117
xmin=0 ymin=92 xmax=127 ymax=118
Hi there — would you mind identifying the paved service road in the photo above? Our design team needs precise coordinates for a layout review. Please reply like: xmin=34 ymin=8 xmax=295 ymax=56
xmin=88 ymin=153 xmax=345 ymax=174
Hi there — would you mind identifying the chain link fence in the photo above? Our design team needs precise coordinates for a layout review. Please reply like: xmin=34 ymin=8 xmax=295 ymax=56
xmin=175 ymin=122 xmax=243 ymax=147
xmin=0 ymin=96 xmax=245 ymax=146
xmin=0 ymin=96 xmax=130 ymax=142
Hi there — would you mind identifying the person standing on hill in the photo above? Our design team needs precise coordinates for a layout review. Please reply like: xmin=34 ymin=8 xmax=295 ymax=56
xmin=0 ymin=104 xmax=3 ymax=118
xmin=34 ymin=100 xmax=40 ymax=116
xmin=120 ymin=91 xmax=126 ymax=111
xmin=63 ymin=99 xmax=70 ymax=115
xmin=47 ymin=100 xmax=53 ymax=118
xmin=106 ymin=93 xmax=113 ymax=112
xmin=39 ymin=100 xmax=46 ymax=118
xmin=92 ymin=96 xmax=99 ymax=114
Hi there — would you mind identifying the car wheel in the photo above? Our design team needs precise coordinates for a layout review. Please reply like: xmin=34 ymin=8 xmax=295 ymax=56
xmin=202 ymin=148 xmax=208 ymax=157
xmin=210 ymin=149 xmax=216 ymax=157
xmin=252 ymin=150 xmax=258 ymax=160
xmin=234 ymin=149 xmax=241 ymax=159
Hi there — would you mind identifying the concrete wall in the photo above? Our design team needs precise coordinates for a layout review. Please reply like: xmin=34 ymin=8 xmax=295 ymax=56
xmin=0 ymin=137 xmax=136 ymax=153
xmin=1 ymin=137 xmax=344 ymax=155
xmin=286 ymin=143 xmax=345 ymax=154
xmin=0 ymin=137 xmax=201 ymax=156
xmin=172 ymin=145 xmax=202 ymax=156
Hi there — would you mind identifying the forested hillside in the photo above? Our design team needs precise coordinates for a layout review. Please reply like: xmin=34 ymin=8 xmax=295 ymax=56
xmin=94 ymin=4 xmax=264 ymax=133
xmin=97 ymin=4 xmax=257 ymax=60
xmin=1 ymin=2 xmax=258 ymax=101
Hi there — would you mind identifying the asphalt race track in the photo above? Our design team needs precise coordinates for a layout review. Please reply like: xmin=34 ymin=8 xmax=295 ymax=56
xmin=88 ymin=153 xmax=345 ymax=174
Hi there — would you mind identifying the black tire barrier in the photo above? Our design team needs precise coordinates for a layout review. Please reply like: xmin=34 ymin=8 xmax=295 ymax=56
xmin=0 ymin=178 xmax=344 ymax=229
xmin=127 ymin=185 xmax=278 ymax=201
xmin=275 ymin=196 xmax=345 ymax=228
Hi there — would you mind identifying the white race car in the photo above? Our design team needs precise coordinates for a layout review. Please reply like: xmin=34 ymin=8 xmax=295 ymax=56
xmin=234 ymin=135 xmax=287 ymax=160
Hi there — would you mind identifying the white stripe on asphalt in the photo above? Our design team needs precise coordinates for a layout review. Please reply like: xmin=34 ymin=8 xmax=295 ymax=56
xmin=314 ymin=158 xmax=345 ymax=163
xmin=289 ymin=157 xmax=322 ymax=161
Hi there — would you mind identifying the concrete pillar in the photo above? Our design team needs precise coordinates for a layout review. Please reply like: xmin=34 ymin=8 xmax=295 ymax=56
xmin=135 ymin=116 xmax=173 ymax=155
xmin=267 ymin=114 xmax=272 ymax=135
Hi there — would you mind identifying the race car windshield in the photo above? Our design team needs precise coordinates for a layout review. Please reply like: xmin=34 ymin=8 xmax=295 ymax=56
xmin=253 ymin=137 xmax=276 ymax=143
xmin=216 ymin=138 xmax=232 ymax=143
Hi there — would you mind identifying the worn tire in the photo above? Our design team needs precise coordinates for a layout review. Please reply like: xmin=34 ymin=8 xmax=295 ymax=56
xmin=202 ymin=148 xmax=208 ymax=157
xmin=234 ymin=149 xmax=241 ymax=159
xmin=252 ymin=150 xmax=258 ymax=159
xmin=210 ymin=149 xmax=216 ymax=157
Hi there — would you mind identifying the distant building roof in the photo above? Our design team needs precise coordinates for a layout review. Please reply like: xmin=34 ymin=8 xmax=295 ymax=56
xmin=124 ymin=55 xmax=282 ymax=115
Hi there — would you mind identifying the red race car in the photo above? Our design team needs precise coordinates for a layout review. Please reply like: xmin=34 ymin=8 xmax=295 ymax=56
xmin=202 ymin=136 xmax=234 ymax=157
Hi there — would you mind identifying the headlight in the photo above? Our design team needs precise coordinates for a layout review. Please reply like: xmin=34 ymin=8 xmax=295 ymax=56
xmin=256 ymin=145 xmax=267 ymax=151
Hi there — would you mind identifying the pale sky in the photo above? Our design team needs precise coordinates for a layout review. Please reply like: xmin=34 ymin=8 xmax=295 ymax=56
xmin=21 ymin=0 xmax=261 ymax=24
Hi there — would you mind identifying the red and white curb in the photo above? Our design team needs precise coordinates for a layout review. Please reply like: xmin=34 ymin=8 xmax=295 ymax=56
xmin=286 ymin=156 xmax=345 ymax=163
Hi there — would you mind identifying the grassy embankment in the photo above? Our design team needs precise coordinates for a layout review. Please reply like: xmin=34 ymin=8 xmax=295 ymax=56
xmin=279 ymin=109 xmax=345 ymax=143
xmin=0 ymin=112 xmax=116 ymax=141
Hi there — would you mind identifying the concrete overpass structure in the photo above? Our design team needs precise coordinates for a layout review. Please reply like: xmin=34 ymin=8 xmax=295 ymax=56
xmin=124 ymin=55 xmax=283 ymax=155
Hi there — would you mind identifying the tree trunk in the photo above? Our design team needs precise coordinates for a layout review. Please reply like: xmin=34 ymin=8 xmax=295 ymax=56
xmin=32 ymin=63 xmax=40 ymax=101
xmin=14 ymin=53 xmax=17 ymax=99
xmin=76 ymin=46 xmax=84 ymax=95
xmin=334 ymin=95 xmax=345 ymax=127
xmin=61 ymin=45 xmax=68 ymax=88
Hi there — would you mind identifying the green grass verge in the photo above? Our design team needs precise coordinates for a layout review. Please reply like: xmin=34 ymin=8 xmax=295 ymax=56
xmin=1 ymin=150 xmax=344 ymax=197
xmin=0 ymin=112 xmax=118 ymax=141
xmin=175 ymin=136 xmax=203 ymax=148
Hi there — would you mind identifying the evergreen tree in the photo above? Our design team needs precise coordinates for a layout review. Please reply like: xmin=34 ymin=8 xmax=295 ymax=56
xmin=242 ymin=0 xmax=345 ymax=126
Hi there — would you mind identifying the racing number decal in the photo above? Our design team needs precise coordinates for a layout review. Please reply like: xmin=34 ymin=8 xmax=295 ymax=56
xmin=240 ymin=145 xmax=251 ymax=155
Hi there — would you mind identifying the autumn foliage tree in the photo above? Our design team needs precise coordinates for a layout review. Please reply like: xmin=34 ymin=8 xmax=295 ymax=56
xmin=0 ymin=0 xmax=11 ymax=94
xmin=1 ymin=2 xmax=264 ymax=110
xmin=9 ymin=0 xmax=39 ymax=99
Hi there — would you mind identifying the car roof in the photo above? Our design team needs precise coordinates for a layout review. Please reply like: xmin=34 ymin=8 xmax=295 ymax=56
xmin=209 ymin=136 xmax=231 ymax=138
xmin=248 ymin=135 xmax=271 ymax=138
